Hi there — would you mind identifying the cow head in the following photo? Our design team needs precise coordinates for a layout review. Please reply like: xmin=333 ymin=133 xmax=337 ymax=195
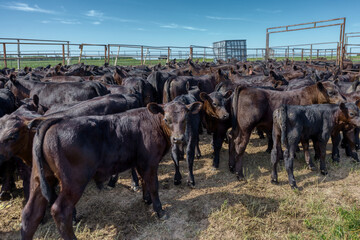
xmin=338 ymin=101 xmax=360 ymax=127
xmin=200 ymin=91 xmax=232 ymax=120
xmin=5 ymin=74 xmax=30 ymax=100
xmin=316 ymin=82 xmax=346 ymax=104
xmin=147 ymin=101 xmax=202 ymax=145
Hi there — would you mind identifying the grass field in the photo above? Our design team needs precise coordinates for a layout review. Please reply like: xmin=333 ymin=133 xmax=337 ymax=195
xmin=0 ymin=133 xmax=359 ymax=239
xmin=2 ymin=56 xmax=360 ymax=69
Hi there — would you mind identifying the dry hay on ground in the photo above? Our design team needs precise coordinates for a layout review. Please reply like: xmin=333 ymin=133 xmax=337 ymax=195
xmin=0 ymin=133 xmax=359 ymax=240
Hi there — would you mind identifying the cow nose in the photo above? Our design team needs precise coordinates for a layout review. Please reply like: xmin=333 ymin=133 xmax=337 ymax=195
xmin=222 ymin=114 xmax=228 ymax=119
xmin=172 ymin=136 xmax=184 ymax=144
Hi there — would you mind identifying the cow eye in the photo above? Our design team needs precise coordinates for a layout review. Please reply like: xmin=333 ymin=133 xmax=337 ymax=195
xmin=349 ymin=112 xmax=355 ymax=117
xmin=163 ymin=118 xmax=170 ymax=124
xmin=213 ymin=103 xmax=217 ymax=107
xmin=328 ymin=91 xmax=335 ymax=96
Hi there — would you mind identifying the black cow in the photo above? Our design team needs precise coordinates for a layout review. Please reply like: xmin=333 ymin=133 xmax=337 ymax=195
xmin=21 ymin=101 xmax=202 ymax=239
xmin=271 ymin=103 xmax=360 ymax=188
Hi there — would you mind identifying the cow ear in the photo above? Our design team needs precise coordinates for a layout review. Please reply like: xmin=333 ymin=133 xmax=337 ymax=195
xmin=224 ymin=90 xmax=233 ymax=99
xmin=147 ymin=103 xmax=164 ymax=115
xmin=199 ymin=92 xmax=212 ymax=103
xmin=33 ymin=95 xmax=39 ymax=107
xmin=339 ymin=102 xmax=347 ymax=112
xmin=9 ymin=73 xmax=17 ymax=83
xmin=355 ymin=100 xmax=360 ymax=109
xmin=187 ymin=102 xmax=203 ymax=114
xmin=316 ymin=82 xmax=326 ymax=92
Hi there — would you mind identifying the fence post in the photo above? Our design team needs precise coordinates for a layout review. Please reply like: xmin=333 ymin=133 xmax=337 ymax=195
xmin=167 ymin=47 xmax=170 ymax=64
xmin=62 ymin=44 xmax=65 ymax=65
xmin=3 ymin=43 xmax=7 ymax=68
xmin=17 ymin=39 xmax=21 ymax=69
xmin=316 ymin=49 xmax=319 ymax=59
xmin=203 ymin=48 xmax=206 ymax=62
xmin=350 ymin=48 xmax=352 ymax=60
xmin=292 ymin=48 xmax=294 ymax=61
xmin=104 ymin=45 xmax=107 ymax=64
xmin=141 ymin=46 xmax=144 ymax=65
xmin=67 ymin=41 xmax=70 ymax=65
xmin=301 ymin=49 xmax=304 ymax=61
xmin=107 ymin=44 xmax=110 ymax=64
xmin=331 ymin=49 xmax=333 ymax=60
xmin=78 ymin=44 xmax=83 ymax=64
xmin=310 ymin=44 xmax=312 ymax=64
xmin=189 ymin=46 xmax=193 ymax=59
xmin=114 ymin=46 xmax=120 ymax=66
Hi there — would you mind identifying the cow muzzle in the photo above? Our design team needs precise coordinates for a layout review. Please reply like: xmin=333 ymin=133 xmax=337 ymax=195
xmin=172 ymin=136 xmax=184 ymax=144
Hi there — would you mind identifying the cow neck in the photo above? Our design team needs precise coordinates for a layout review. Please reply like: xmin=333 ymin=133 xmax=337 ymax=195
xmin=151 ymin=113 xmax=172 ymax=146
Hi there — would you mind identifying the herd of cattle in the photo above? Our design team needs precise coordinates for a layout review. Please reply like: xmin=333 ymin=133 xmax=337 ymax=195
xmin=0 ymin=58 xmax=360 ymax=239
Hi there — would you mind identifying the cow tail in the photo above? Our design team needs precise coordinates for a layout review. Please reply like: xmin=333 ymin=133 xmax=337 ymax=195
xmin=33 ymin=118 xmax=62 ymax=203
xmin=278 ymin=105 xmax=288 ymax=148
xmin=231 ymin=86 xmax=245 ymax=130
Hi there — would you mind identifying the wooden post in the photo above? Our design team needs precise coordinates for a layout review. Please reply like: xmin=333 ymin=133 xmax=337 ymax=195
xmin=167 ymin=47 xmax=170 ymax=63
xmin=107 ymin=44 xmax=110 ymax=64
xmin=67 ymin=42 xmax=70 ymax=65
xmin=310 ymin=44 xmax=312 ymax=64
xmin=287 ymin=46 xmax=290 ymax=59
xmin=292 ymin=48 xmax=294 ymax=61
xmin=17 ymin=39 xmax=21 ymax=69
xmin=350 ymin=48 xmax=352 ymax=60
xmin=317 ymin=49 xmax=319 ymax=59
xmin=141 ymin=46 xmax=144 ymax=65
xmin=301 ymin=49 xmax=304 ymax=61
xmin=3 ymin=43 xmax=7 ymax=68
xmin=265 ymin=32 xmax=269 ymax=61
xmin=203 ymin=48 xmax=206 ymax=62
xmin=62 ymin=44 xmax=65 ymax=65
xmin=114 ymin=46 xmax=120 ymax=66
xmin=331 ymin=49 xmax=333 ymax=59
xmin=189 ymin=46 xmax=193 ymax=59
xmin=78 ymin=44 xmax=83 ymax=64
xmin=104 ymin=45 xmax=107 ymax=64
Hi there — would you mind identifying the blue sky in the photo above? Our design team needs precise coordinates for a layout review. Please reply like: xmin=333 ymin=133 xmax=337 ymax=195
xmin=1 ymin=0 xmax=360 ymax=48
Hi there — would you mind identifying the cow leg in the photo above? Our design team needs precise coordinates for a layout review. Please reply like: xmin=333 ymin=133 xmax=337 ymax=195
xmin=51 ymin=192 xmax=79 ymax=240
xmin=17 ymin=160 xmax=31 ymax=202
xmin=228 ymin=130 xmax=236 ymax=173
xmin=107 ymin=174 xmax=118 ymax=188
xmin=0 ymin=161 xmax=16 ymax=201
xmin=195 ymin=140 xmax=201 ymax=159
xmin=171 ymin=145 xmax=182 ymax=185
xmin=271 ymin=127 xmax=282 ymax=184
xmin=301 ymin=140 xmax=316 ymax=170
xmin=212 ymin=132 xmax=225 ymax=169
xmin=284 ymin=145 xmax=297 ymax=188
xmin=234 ymin=130 xmax=251 ymax=181
xmin=131 ymin=168 xmax=140 ymax=191
xmin=355 ymin=127 xmax=360 ymax=150
xmin=186 ymin=137 xmax=197 ymax=187
xmin=331 ymin=133 xmax=341 ymax=163
xmin=343 ymin=130 xmax=359 ymax=162
xmin=21 ymin=180 xmax=47 ymax=240
xmin=265 ymin=132 xmax=273 ymax=153
xmin=143 ymin=167 xmax=166 ymax=219
xmin=317 ymin=141 xmax=328 ymax=175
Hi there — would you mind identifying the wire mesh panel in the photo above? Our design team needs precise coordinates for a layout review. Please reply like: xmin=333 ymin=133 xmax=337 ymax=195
xmin=213 ymin=40 xmax=247 ymax=61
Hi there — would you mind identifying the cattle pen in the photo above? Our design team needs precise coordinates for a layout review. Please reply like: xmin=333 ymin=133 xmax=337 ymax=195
xmin=1 ymin=16 xmax=360 ymax=240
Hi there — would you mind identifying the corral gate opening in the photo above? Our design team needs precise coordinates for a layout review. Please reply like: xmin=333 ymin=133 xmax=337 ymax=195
xmin=213 ymin=40 xmax=247 ymax=62
xmin=265 ymin=18 xmax=346 ymax=68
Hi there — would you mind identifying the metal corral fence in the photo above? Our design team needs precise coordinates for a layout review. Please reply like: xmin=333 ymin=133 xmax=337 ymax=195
xmin=0 ymin=38 xmax=346 ymax=69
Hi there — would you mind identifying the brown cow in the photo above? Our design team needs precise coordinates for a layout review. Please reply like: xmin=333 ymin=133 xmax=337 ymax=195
xmin=229 ymin=82 xmax=346 ymax=180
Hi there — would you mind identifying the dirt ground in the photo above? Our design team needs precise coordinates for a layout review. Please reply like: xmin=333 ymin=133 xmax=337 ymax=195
xmin=0 ymin=133 xmax=359 ymax=240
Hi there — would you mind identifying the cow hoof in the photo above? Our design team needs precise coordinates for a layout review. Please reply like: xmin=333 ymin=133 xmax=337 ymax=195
xmin=144 ymin=198 xmax=152 ymax=205
xmin=308 ymin=165 xmax=317 ymax=171
xmin=174 ymin=179 xmax=181 ymax=185
xmin=0 ymin=192 xmax=12 ymax=201
xmin=196 ymin=154 xmax=201 ymax=159
xmin=157 ymin=210 xmax=169 ymax=220
xmin=237 ymin=176 xmax=246 ymax=182
xmin=211 ymin=167 xmax=219 ymax=171
xmin=320 ymin=170 xmax=328 ymax=175
xmin=229 ymin=166 xmax=235 ymax=174
xmin=265 ymin=148 xmax=272 ymax=154
xmin=271 ymin=179 xmax=279 ymax=185
xmin=187 ymin=181 xmax=195 ymax=188
xmin=291 ymin=184 xmax=298 ymax=190
xmin=132 ymin=185 xmax=140 ymax=192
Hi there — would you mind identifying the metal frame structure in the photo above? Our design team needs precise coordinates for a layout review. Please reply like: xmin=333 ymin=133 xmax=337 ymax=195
xmin=265 ymin=18 xmax=346 ymax=68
